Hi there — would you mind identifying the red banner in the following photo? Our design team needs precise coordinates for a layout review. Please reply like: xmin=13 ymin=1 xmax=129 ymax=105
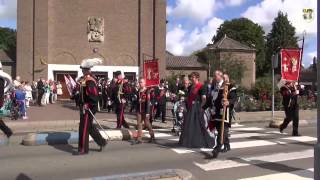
xmin=280 ymin=48 xmax=302 ymax=81
xmin=144 ymin=59 xmax=160 ymax=87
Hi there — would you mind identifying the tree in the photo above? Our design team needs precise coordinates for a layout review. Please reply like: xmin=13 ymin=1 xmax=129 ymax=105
xmin=0 ymin=27 xmax=16 ymax=60
xmin=266 ymin=11 xmax=299 ymax=74
xmin=212 ymin=18 xmax=266 ymax=77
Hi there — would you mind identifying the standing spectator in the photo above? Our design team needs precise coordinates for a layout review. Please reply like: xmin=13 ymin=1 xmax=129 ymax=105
xmin=24 ymin=81 xmax=33 ymax=108
xmin=171 ymin=77 xmax=181 ymax=94
xmin=37 ymin=78 xmax=45 ymax=106
xmin=31 ymin=81 xmax=38 ymax=105
xmin=56 ymin=81 xmax=63 ymax=96
xmin=15 ymin=85 xmax=28 ymax=120
xmin=13 ymin=76 xmax=21 ymax=88
xmin=155 ymin=79 xmax=168 ymax=123
xmin=52 ymin=81 xmax=57 ymax=103
xmin=44 ymin=81 xmax=51 ymax=105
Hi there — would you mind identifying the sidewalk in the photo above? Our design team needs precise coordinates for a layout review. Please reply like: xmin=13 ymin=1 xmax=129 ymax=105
xmin=2 ymin=101 xmax=317 ymax=134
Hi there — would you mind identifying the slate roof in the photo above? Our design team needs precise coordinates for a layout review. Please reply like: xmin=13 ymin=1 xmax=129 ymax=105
xmin=208 ymin=34 xmax=255 ymax=51
xmin=0 ymin=50 xmax=14 ymax=62
xmin=166 ymin=51 xmax=205 ymax=69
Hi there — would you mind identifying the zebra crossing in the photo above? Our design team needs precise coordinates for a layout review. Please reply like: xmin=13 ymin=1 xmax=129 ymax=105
xmin=145 ymin=124 xmax=315 ymax=179
xmin=143 ymin=124 xmax=316 ymax=154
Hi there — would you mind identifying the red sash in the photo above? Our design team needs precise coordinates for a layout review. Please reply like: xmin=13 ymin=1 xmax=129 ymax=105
xmin=187 ymin=83 xmax=202 ymax=108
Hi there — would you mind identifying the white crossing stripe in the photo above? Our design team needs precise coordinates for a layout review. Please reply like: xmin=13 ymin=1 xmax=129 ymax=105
xmin=167 ymin=133 xmax=273 ymax=142
xmin=232 ymin=123 xmax=244 ymax=128
xmin=194 ymin=149 xmax=313 ymax=171
xmin=230 ymin=133 xmax=271 ymax=139
xmin=239 ymin=168 xmax=314 ymax=180
xmin=231 ymin=127 xmax=265 ymax=132
xmin=171 ymin=136 xmax=316 ymax=154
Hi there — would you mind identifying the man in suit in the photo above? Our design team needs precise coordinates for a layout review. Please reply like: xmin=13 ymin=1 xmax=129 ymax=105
xmin=37 ymin=77 xmax=45 ymax=106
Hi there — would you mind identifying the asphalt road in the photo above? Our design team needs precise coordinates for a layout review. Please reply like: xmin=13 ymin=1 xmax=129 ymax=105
xmin=0 ymin=122 xmax=316 ymax=180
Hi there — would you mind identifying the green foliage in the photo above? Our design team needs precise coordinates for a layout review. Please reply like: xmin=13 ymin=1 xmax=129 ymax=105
xmin=266 ymin=11 xmax=299 ymax=74
xmin=212 ymin=18 xmax=266 ymax=77
xmin=251 ymin=76 xmax=272 ymax=99
xmin=166 ymin=71 xmax=184 ymax=92
xmin=0 ymin=27 xmax=16 ymax=59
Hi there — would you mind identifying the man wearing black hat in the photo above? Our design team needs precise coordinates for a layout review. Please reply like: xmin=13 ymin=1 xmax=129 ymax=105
xmin=75 ymin=58 xmax=107 ymax=155
xmin=155 ymin=79 xmax=167 ymax=123
xmin=112 ymin=71 xmax=130 ymax=128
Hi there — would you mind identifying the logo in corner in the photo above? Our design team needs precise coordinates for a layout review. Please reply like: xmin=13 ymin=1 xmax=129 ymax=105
xmin=302 ymin=8 xmax=314 ymax=23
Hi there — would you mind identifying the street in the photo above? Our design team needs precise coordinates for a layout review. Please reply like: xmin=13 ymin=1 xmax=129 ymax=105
xmin=0 ymin=122 xmax=316 ymax=180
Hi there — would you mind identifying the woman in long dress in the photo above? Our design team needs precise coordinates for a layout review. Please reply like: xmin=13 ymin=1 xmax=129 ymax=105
xmin=179 ymin=72 xmax=215 ymax=148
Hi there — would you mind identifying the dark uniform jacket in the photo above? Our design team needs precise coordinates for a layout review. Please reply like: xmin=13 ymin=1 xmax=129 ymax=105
xmin=280 ymin=86 xmax=298 ymax=109
xmin=112 ymin=79 xmax=128 ymax=105
xmin=205 ymin=82 xmax=237 ymax=124
xmin=155 ymin=86 xmax=167 ymax=105
xmin=79 ymin=74 xmax=99 ymax=106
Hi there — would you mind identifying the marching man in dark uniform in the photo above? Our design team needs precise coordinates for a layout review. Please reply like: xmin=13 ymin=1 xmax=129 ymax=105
xmin=279 ymin=81 xmax=300 ymax=136
xmin=208 ymin=71 xmax=237 ymax=158
xmin=132 ymin=77 xmax=155 ymax=144
xmin=75 ymin=58 xmax=107 ymax=155
xmin=0 ymin=61 xmax=13 ymax=139
xmin=113 ymin=71 xmax=130 ymax=129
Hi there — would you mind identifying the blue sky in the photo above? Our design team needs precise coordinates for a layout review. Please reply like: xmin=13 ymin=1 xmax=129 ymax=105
xmin=166 ymin=0 xmax=317 ymax=67
xmin=0 ymin=0 xmax=317 ymax=66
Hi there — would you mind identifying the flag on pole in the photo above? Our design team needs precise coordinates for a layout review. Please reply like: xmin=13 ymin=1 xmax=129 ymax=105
xmin=64 ymin=75 xmax=73 ymax=96
xmin=68 ymin=75 xmax=77 ymax=90
xmin=143 ymin=59 xmax=160 ymax=87
xmin=280 ymin=48 xmax=302 ymax=81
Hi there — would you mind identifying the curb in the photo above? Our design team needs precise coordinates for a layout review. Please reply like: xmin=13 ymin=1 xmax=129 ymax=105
xmin=76 ymin=169 xmax=193 ymax=180
xmin=22 ymin=129 xmax=134 ymax=146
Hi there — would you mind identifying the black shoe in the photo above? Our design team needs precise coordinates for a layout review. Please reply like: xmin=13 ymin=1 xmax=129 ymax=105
xmin=212 ymin=148 xmax=220 ymax=159
xmin=162 ymin=121 xmax=167 ymax=123
xmin=292 ymin=132 xmax=301 ymax=136
xmin=6 ymin=130 xmax=13 ymax=139
xmin=98 ymin=143 xmax=107 ymax=152
xmin=73 ymin=151 xmax=88 ymax=156
xmin=221 ymin=144 xmax=231 ymax=153
xmin=280 ymin=124 xmax=286 ymax=133
xmin=148 ymin=136 xmax=156 ymax=143
xmin=123 ymin=124 xmax=130 ymax=129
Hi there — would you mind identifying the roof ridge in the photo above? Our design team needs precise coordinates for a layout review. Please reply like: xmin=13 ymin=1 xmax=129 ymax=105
xmin=217 ymin=34 xmax=227 ymax=48
xmin=225 ymin=36 xmax=253 ymax=50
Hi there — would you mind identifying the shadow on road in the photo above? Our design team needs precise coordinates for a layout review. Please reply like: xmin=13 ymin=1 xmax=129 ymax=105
xmin=16 ymin=173 xmax=32 ymax=180
xmin=46 ymin=132 xmax=75 ymax=154
xmin=229 ymin=157 xmax=313 ymax=179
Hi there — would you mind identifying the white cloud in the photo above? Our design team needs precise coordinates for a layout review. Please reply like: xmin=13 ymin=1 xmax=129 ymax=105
xmin=224 ymin=0 xmax=246 ymax=7
xmin=166 ymin=17 xmax=224 ymax=56
xmin=0 ymin=0 xmax=16 ymax=21
xmin=170 ymin=0 xmax=217 ymax=23
xmin=241 ymin=0 xmax=317 ymax=35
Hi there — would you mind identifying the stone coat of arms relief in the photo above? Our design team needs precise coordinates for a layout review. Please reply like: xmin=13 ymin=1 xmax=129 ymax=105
xmin=87 ymin=17 xmax=104 ymax=42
